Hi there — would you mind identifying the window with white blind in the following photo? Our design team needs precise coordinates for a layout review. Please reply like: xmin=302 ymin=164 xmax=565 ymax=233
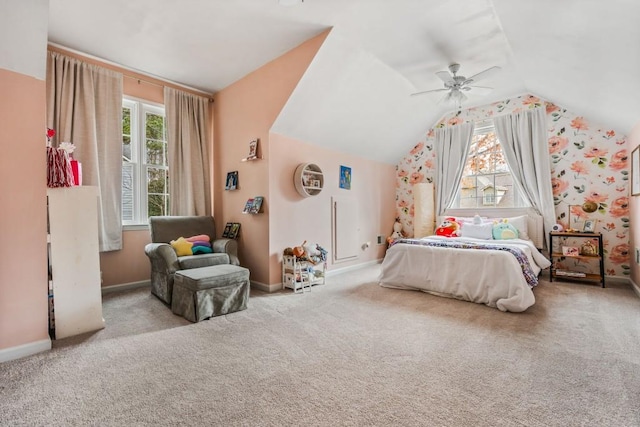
xmin=122 ymin=98 xmax=169 ymax=225
xmin=449 ymin=119 xmax=529 ymax=209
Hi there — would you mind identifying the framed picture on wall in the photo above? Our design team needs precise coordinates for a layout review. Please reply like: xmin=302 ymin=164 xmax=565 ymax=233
xmin=225 ymin=171 xmax=238 ymax=190
xmin=632 ymin=146 xmax=640 ymax=196
xmin=339 ymin=165 xmax=351 ymax=190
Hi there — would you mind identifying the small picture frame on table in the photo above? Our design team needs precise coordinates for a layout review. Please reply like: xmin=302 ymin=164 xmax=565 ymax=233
xmin=583 ymin=219 xmax=597 ymax=233
xmin=562 ymin=246 xmax=580 ymax=257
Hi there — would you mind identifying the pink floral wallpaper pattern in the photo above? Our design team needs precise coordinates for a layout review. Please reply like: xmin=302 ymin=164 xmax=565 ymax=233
xmin=395 ymin=94 xmax=629 ymax=277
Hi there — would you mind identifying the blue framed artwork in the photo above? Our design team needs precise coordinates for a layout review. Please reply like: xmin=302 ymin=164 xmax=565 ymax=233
xmin=339 ymin=165 xmax=351 ymax=190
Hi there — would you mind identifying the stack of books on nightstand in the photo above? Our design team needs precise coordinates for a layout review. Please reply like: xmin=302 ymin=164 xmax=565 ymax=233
xmin=555 ymin=270 xmax=586 ymax=278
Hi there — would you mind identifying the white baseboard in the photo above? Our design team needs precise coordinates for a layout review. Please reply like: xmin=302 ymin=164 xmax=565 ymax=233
xmin=250 ymin=280 xmax=283 ymax=293
xmin=326 ymin=259 xmax=382 ymax=277
xmin=629 ymin=277 xmax=640 ymax=299
xmin=0 ymin=338 xmax=51 ymax=363
xmin=102 ymin=280 xmax=150 ymax=295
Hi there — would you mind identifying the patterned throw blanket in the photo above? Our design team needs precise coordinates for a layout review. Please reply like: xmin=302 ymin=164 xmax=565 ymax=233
xmin=390 ymin=238 xmax=539 ymax=288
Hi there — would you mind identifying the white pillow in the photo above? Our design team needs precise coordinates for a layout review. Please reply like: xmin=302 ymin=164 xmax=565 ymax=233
xmin=460 ymin=222 xmax=494 ymax=239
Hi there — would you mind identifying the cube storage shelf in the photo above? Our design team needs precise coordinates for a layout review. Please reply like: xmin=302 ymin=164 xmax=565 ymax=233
xmin=282 ymin=255 xmax=325 ymax=293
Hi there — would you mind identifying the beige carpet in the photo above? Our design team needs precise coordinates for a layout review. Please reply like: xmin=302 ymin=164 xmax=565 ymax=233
xmin=1 ymin=265 xmax=640 ymax=426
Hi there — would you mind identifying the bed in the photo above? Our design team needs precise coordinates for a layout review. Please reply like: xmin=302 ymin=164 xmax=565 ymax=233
xmin=378 ymin=210 xmax=551 ymax=312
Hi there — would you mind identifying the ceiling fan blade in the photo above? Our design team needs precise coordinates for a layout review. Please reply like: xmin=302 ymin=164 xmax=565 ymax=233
xmin=410 ymin=88 xmax=449 ymax=97
xmin=466 ymin=85 xmax=493 ymax=96
xmin=463 ymin=66 xmax=501 ymax=85
xmin=435 ymin=71 xmax=454 ymax=85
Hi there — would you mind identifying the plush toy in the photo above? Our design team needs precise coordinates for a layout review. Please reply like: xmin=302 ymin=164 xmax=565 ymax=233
xmin=492 ymin=219 xmax=519 ymax=240
xmin=387 ymin=219 xmax=405 ymax=243
xmin=435 ymin=217 xmax=461 ymax=237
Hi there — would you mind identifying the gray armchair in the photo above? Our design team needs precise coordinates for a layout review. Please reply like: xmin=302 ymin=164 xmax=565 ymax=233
xmin=144 ymin=216 xmax=239 ymax=304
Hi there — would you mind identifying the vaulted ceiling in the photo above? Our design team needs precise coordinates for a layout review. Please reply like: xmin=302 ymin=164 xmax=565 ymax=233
xmin=48 ymin=0 xmax=640 ymax=164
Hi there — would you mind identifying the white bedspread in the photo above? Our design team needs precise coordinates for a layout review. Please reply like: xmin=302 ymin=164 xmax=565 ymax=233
xmin=378 ymin=237 xmax=551 ymax=312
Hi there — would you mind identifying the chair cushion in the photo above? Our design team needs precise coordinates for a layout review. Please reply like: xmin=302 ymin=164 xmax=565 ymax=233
xmin=175 ymin=265 xmax=250 ymax=291
xmin=178 ymin=253 xmax=230 ymax=269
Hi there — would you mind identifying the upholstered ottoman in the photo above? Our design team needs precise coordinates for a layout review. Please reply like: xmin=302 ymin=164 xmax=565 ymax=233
xmin=171 ymin=265 xmax=250 ymax=322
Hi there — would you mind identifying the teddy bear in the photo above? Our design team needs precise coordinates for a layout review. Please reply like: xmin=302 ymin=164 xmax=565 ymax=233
xmin=435 ymin=217 xmax=461 ymax=237
xmin=387 ymin=219 xmax=405 ymax=244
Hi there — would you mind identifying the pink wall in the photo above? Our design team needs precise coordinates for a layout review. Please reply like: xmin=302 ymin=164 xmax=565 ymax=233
xmin=99 ymin=230 xmax=152 ymax=286
xmin=213 ymin=31 xmax=329 ymax=286
xmin=629 ymin=121 xmax=640 ymax=287
xmin=0 ymin=69 xmax=49 ymax=350
xmin=396 ymin=94 xmax=631 ymax=278
xmin=268 ymin=133 xmax=396 ymax=284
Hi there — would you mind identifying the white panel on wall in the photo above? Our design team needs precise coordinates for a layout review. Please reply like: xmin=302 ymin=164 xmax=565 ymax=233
xmin=332 ymin=196 xmax=358 ymax=262
xmin=414 ymin=182 xmax=435 ymax=238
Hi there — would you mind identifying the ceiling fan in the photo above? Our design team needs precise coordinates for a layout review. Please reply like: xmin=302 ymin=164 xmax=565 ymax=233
xmin=411 ymin=63 xmax=501 ymax=107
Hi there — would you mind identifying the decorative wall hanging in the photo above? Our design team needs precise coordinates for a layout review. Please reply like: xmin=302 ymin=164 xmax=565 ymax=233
xmin=225 ymin=171 xmax=238 ymax=190
xmin=339 ymin=165 xmax=351 ymax=190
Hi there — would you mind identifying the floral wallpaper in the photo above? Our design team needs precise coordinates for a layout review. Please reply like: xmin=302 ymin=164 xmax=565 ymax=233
xmin=395 ymin=94 xmax=630 ymax=277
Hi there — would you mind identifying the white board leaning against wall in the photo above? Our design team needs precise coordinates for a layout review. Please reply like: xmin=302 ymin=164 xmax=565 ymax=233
xmin=413 ymin=182 xmax=435 ymax=238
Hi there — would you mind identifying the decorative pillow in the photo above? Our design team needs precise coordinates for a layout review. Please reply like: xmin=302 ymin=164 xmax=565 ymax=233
xmin=190 ymin=240 xmax=212 ymax=248
xmin=192 ymin=246 xmax=213 ymax=255
xmin=185 ymin=234 xmax=210 ymax=243
xmin=435 ymin=217 xmax=461 ymax=237
xmin=492 ymin=220 xmax=519 ymax=240
xmin=460 ymin=222 xmax=493 ymax=239
xmin=502 ymin=215 xmax=529 ymax=241
xmin=170 ymin=237 xmax=194 ymax=256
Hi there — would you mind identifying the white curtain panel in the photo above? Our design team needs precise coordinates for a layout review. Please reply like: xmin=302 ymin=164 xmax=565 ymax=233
xmin=46 ymin=51 xmax=123 ymax=252
xmin=164 ymin=87 xmax=211 ymax=216
xmin=434 ymin=122 xmax=475 ymax=216
xmin=494 ymin=108 xmax=556 ymax=239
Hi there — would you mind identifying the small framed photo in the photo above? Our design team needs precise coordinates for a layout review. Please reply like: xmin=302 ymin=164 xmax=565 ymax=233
xmin=339 ymin=165 xmax=351 ymax=190
xmin=583 ymin=219 xmax=597 ymax=233
xmin=222 ymin=222 xmax=233 ymax=238
xmin=248 ymin=139 xmax=258 ymax=159
xmin=310 ymin=179 xmax=321 ymax=188
xmin=225 ymin=171 xmax=238 ymax=190
xmin=562 ymin=246 xmax=580 ymax=257
xmin=228 ymin=223 xmax=241 ymax=239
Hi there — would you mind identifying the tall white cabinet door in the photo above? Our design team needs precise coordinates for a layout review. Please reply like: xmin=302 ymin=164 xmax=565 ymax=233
xmin=48 ymin=187 xmax=104 ymax=339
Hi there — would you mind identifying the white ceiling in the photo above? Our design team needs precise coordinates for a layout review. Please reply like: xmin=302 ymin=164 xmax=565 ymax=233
xmin=48 ymin=0 xmax=640 ymax=164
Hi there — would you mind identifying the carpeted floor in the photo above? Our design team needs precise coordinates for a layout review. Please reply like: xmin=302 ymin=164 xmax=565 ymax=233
xmin=1 ymin=265 xmax=640 ymax=426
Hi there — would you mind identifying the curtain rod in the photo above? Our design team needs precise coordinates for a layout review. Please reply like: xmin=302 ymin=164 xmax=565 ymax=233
xmin=48 ymin=42 xmax=214 ymax=101
xmin=122 ymin=75 xmax=214 ymax=103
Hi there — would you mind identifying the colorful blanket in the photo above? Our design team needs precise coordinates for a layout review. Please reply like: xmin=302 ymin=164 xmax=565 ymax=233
xmin=390 ymin=238 xmax=539 ymax=288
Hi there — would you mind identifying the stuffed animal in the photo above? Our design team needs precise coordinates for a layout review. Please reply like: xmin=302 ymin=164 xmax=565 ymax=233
xmin=435 ymin=217 xmax=461 ymax=237
xmin=492 ymin=219 xmax=519 ymax=240
xmin=387 ymin=219 xmax=405 ymax=243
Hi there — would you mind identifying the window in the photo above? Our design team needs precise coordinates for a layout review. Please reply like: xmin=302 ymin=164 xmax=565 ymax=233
xmin=450 ymin=120 xmax=528 ymax=209
xmin=122 ymin=98 xmax=169 ymax=225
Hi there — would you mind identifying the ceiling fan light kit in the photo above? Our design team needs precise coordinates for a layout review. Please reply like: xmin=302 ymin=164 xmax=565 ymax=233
xmin=412 ymin=63 xmax=501 ymax=109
